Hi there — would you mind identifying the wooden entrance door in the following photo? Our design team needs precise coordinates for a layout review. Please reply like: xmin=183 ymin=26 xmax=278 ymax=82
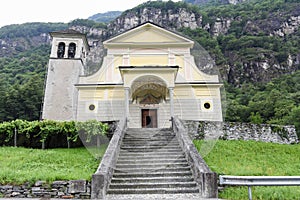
xmin=142 ymin=109 xmax=157 ymax=128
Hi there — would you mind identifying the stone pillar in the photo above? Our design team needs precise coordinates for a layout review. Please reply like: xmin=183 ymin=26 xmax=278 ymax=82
xmin=169 ymin=87 xmax=174 ymax=119
xmin=124 ymin=87 xmax=130 ymax=119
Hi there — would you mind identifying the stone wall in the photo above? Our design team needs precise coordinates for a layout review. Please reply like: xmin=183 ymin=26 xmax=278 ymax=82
xmin=183 ymin=120 xmax=298 ymax=144
xmin=0 ymin=180 xmax=90 ymax=199
xmin=173 ymin=117 xmax=218 ymax=198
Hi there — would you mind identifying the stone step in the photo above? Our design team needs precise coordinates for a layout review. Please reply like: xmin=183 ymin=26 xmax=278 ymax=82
xmin=121 ymin=140 xmax=180 ymax=144
xmin=114 ymin=166 xmax=192 ymax=173
xmin=112 ymin=171 xmax=193 ymax=178
xmin=118 ymin=152 xmax=185 ymax=157
xmin=107 ymin=128 xmax=200 ymax=196
xmin=122 ymin=139 xmax=179 ymax=143
xmin=122 ymin=138 xmax=176 ymax=142
xmin=121 ymin=142 xmax=178 ymax=146
xmin=118 ymin=152 xmax=185 ymax=159
xmin=124 ymin=132 xmax=174 ymax=135
xmin=117 ymin=154 xmax=185 ymax=162
xmin=118 ymin=151 xmax=184 ymax=156
xmin=121 ymin=144 xmax=179 ymax=148
xmin=111 ymin=176 xmax=195 ymax=184
xmin=109 ymin=182 xmax=198 ymax=189
xmin=124 ymin=131 xmax=175 ymax=135
xmin=120 ymin=149 xmax=182 ymax=156
xmin=124 ymin=133 xmax=175 ymax=137
xmin=116 ymin=162 xmax=189 ymax=169
xmin=120 ymin=146 xmax=182 ymax=151
xmin=116 ymin=158 xmax=187 ymax=164
xmin=124 ymin=131 xmax=174 ymax=134
xmin=107 ymin=187 xmax=200 ymax=195
xmin=121 ymin=143 xmax=180 ymax=147
xmin=125 ymin=133 xmax=175 ymax=136
xmin=126 ymin=128 xmax=172 ymax=132
xmin=121 ymin=141 xmax=180 ymax=145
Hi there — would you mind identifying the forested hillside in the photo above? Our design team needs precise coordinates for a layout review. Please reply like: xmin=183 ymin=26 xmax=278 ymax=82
xmin=88 ymin=11 xmax=122 ymax=23
xmin=0 ymin=0 xmax=299 ymax=135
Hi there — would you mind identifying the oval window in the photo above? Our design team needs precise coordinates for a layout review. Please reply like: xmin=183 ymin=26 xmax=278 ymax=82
xmin=204 ymin=102 xmax=211 ymax=109
xmin=89 ymin=104 xmax=95 ymax=111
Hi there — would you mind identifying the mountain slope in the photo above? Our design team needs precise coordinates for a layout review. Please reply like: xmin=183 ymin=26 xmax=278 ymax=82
xmin=184 ymin=0 xmax=249 ymax=6
xmin=100 ymin=0 xmax=300 ymax=85
xmin=88 ymin=11 xmax=122 ymax=23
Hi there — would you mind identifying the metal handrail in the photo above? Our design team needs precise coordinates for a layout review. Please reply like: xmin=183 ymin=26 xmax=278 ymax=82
xmin=219 ymin=175 xmax=300 ymax=200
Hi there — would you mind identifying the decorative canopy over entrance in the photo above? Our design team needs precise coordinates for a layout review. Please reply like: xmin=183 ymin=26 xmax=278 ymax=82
xmin=131 ymin=75 xmax=167 ymax=104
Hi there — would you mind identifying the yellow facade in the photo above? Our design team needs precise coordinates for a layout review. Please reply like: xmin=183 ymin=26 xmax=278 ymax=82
xmin=130 ymin=55 xmax=168 ymax=66
xmin=78 ymin=87 xmax=125 ymax=101
xmin=193 ymin=87 xmax=219 ymax=97
xmin=76 ymin=22 xmax=223 ymax=125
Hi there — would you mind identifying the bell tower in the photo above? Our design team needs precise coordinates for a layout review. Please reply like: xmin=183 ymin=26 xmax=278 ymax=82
xmin=42 ymin=29 xmax=89 ymax=121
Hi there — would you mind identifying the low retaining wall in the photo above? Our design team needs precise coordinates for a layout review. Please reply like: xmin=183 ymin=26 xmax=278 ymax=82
xmin=173 ymin=117 xmax=218 ymax=198
xmin=0 ymin=180 xmax=90 ymax=199
xmin=183 ymin=120 xmax=298 ymax=144
xmin=91 ymin=118 xmax=127 ymax=199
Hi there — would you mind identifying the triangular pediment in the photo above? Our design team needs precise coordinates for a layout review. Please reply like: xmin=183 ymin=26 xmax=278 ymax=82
xmin=104 ymin=22 xmax=194 ymax=47
xmin=139 ymin=94 xmax=161 ymax=104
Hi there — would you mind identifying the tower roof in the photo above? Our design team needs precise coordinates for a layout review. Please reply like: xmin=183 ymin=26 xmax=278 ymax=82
xmin=50 ymin=29 xmax=84 ymax=35
xmin=50 ymin=29 xmax=90 ymax=51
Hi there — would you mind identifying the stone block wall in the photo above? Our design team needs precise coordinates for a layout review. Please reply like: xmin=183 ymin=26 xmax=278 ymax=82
xmin=183 ymin=120 xmax=298 ymax=144
xmin=0 ymin=180 xmax=90 ymax=199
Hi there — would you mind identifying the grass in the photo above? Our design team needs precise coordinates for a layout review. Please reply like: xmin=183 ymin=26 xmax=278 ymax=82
xmin=194 ymin=140 xmax=300 ymax=200
xmin=1 ymin=140 xmax=299 ymax=199
xmin=0 ymin=146 xmax=107 ymax=185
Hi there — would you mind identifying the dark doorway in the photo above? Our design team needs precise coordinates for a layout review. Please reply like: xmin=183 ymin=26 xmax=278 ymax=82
xmin=142 ymin=109 xmax=157 ymax=128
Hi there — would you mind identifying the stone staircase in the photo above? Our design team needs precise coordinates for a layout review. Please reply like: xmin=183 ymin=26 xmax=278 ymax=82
xmin=107 ymin=128 xmax=200 ymax=195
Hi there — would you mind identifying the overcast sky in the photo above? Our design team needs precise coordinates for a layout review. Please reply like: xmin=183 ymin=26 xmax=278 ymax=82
xmin=0 ymin=0 xmax=181 ymax=28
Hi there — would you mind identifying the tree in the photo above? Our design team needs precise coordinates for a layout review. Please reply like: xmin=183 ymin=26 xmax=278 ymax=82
xmin=289 ymin=106 xmax=300 ymax=137
xmin=2 ymin=84 xmax=22 ymax=121
xmin=19 ymin=74 xmax=44 ymax=120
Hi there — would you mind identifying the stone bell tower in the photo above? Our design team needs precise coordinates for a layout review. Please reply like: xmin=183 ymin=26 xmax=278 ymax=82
xmin=42 ymin=29 xmax=89 ymax=121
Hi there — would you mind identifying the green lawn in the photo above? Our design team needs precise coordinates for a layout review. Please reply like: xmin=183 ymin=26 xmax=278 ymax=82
xmin=194 ymin=140 xmax=300 ymax=200
xmin=1 ymin=140 xmax=299 ymax=199
xmin=0 ymin=146 xmax=106 ymax=185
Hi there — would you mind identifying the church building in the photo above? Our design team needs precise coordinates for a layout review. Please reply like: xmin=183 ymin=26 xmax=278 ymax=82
xmin=42 ymin=22 xmax=223 ymax=128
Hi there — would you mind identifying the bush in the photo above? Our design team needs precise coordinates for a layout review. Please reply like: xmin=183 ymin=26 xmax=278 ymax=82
xmin=0 ymin=119 xmax=109 ymax=149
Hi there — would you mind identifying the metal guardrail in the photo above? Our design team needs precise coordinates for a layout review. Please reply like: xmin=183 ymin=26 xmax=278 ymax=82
xmin=219 ymin=175 xmax=300 ymax=200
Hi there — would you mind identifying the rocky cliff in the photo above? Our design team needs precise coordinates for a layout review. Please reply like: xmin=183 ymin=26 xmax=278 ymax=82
xmin=189 ymin=0 xmax=250 ymax=5
xmin=80 ymin=1 xmax=300 ymax=85
xmin=0 ymin=1 xmax=299 ymax=86
xmin=106 ymin=7 xmax=202 ymax=36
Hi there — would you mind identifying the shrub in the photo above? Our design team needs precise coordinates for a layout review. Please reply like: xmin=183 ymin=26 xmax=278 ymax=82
xmin=0 ymin=119 xmax=109 ymax=149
